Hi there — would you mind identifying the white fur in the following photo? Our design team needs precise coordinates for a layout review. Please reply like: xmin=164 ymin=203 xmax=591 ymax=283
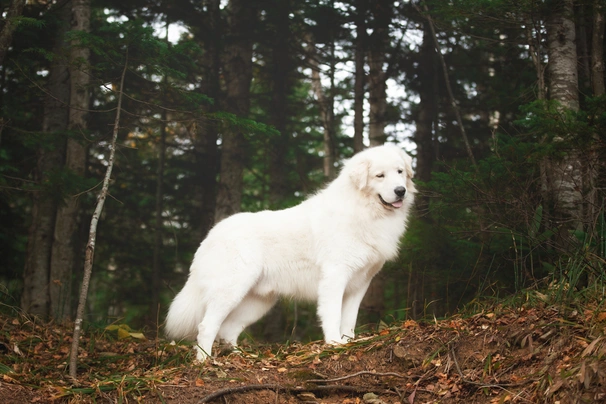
xmin=165 ymin=144 xmax=416 ymax=361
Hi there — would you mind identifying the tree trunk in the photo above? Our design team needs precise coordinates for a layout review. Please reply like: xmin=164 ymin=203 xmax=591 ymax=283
xmin=151 ymin=98 xmax=167 ymax=327
xmin=308 ymin=39 xmax=337 ymax=179
xmin=414 ymin=21 xmax=437 ymax=217
xmin=546 ymin=0 xmax=583 ymax=238
xmin=367 ymin=0 xmax=391 ymax=147
xmin=214 ymin=0 xmax=255 ymax=222
xmin=353 ymin=0 xmax=367 ymax=153
xmin=49 ymin=0 xmax=90 ymax=321
xmin=22 ymin=2 xmax=71 ymax=318
xmin=191 ymin=0 xmax=221 ymax=242
xmin=267 ymin=0 xmax=294 ymax=207
xmin=0 ymin=0 xmax=26 ymax=67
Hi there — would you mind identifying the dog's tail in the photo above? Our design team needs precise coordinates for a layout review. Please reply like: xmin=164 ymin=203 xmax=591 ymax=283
xmin=165 ymin=284 xmax=204 ymax=341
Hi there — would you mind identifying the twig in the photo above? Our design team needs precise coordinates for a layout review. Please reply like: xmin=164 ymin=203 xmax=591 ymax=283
xmin=307 ymin=370 xmax=411 ymax=384
xmin=199 ymin=384 xmax=375 ymax=403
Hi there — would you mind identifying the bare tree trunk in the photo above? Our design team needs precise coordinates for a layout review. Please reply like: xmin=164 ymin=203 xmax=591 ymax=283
xmin=367 ymin=3 xmax=389 ymax=147
xmin=308 ymin=39 xmax=337 ymax=179
xmin=214 ymin=0 xmax=255 ymax=222
xmin=267 ymin=0 xmax=295 ymax=208
xmin=546 ymin=0 xmax=583 ymax=238
xmin=414 ymin=21 xmax=437 ymax=216
xmin=151 ymin=100 xmax=167 ymax=327
xmin=353 ymin=0 xmax=367 ymax=153
xmin=191 ymin=0 xmax=221 ymax=242
xmin=69 ymin=53 xmax=127 ymax=379
xmin=0 ymin=0 xmax=26 ymax=67
xmin=22 ymin=2 xmax=71 ymax=318
xmin=49 ymin=0 xmax=90 ymax=321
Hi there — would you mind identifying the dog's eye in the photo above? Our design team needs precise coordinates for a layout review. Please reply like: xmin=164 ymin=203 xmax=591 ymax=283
xmin=376 ymin=173 xmax=384 ymax=178
xmin=397 ymin=169 xmax=403 ymax=174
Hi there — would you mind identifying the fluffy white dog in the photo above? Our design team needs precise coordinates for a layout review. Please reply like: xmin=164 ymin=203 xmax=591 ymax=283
xmin=165 ymin=144 xmax=415 ymax=361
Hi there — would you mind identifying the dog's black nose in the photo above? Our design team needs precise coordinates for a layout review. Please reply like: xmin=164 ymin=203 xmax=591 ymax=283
xmin=394 ymin=186 xmax=406 ymax=198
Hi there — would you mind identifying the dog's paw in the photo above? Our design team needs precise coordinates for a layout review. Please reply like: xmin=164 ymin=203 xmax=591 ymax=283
xmin=194 ymin=346 xmax=210 ymax=362
xmin=325 ymin=336 xmax=349 ymax=346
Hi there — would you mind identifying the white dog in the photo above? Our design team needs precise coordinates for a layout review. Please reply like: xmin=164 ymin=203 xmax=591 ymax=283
xmin=165 ymin=144 xmax=415 ymax=361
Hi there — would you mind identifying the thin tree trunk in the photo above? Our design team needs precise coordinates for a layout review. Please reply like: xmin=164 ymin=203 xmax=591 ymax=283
xmin=214 ymin=0 xmax=255 ymax=222
xmin=50 ymin=0 xmax=90 ymax=321
xmin=0 ymin=0 xmax=26 ymax=67
xmin=546 ymin=0 xmax=583 ymax=238
xmin=267 ymin=0 xmax=294 ymax=207
xmin=22 ymin=1 xmax=71 ymax=318
xmin=353 ymin=0 xmax=367 ymax=153
xmin=414 ymin=21 xmax=437 ymax=217
xmin=151 ymin=100 xmax=167 ymax=326
xmin=308 ymin=39 xmax=336 ymax=179
xmin=69 ymin=52 xmax=128 ymax=379
xmin=191 ymin=0 xmax=221 ymax=242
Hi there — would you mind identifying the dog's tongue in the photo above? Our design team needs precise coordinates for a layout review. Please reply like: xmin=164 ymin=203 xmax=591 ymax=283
xmin=391 ymin=200 xmax=403 ymax=208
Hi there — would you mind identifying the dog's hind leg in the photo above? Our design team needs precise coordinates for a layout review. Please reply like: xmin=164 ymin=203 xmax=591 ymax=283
xmin=194 ymin=284 xmax=261 ymax=361
xmin=218 ymin=292 xmax=277 ymax=346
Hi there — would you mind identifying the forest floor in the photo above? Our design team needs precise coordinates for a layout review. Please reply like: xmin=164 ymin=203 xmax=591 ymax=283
xmin=1 ymin=294 xmax=605 ymax=403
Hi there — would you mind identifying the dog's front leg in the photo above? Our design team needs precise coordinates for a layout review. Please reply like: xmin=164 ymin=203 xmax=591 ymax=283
xmin=317 ymin=273 xmax=348 ymax=344
xmin=340 ymin=277 xmax=373 ymax=341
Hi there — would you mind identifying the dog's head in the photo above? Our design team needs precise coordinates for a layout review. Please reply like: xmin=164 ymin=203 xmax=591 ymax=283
xmin=346 ymin=144 xmax=415 ymax=211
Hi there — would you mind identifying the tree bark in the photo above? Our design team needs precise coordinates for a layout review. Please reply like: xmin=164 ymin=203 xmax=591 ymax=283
xmin=414 ymin=21 xmax=437 ymax=218
xmin=546 ymin=0 xmax=583 ymax=237
xmin=0 ymin=0 xmax=26 ymax=67
xmin=214 ymin=0 xmax=255 ymax=222
xmin=367 ymin=0 xmax=391 ymax=147
xmin=267 ymin=0 xmax=294 ymax=207
xmin=22 ymin=1 xmax=71 ymax=318
xmin=191 ymin=0 xmax=221 ymax=242
xmin=353 ymin=0 xmax=367 ymax=153
xmin=308 ymin=39 xmax=337 ymax=179
xmin=49 ymin=0 xmax=90 ymax=321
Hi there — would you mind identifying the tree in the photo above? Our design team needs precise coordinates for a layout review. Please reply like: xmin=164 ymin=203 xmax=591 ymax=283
xmin=49 ymin=0 xmax=91 ymax=320
xmin=353 ymin=0 xmax=367 ymax=153
xmin=545 ymin=0 xmax=583 ymax=242
xmin=367 ymin=0 xmax=391 ymax=146
xmin=21 ymin=1 xmax=71 ymax=318
xmin=214 ymin=0 xmax=256 ymax=222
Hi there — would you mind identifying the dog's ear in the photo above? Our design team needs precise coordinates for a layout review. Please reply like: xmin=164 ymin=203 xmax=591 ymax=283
xmin=404 ymin=153 xmax=414 ymax=178
xmin=347 ymin=157 xmax=370 ymax=190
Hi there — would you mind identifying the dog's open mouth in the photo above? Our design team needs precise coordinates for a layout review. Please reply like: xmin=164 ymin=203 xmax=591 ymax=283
xmin=379 ymin=195 xmax=403 ymax=209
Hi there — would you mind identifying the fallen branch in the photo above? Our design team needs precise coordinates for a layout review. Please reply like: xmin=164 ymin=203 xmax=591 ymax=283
xmin=199 ymin=383 xmax=380 ymax=403
xmin=308 ymin=370 xmax=411 ymax=384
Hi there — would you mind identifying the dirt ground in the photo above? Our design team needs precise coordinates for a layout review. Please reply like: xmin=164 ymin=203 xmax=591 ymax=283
xmin=1 ymin=301 xmax=605 ymax=403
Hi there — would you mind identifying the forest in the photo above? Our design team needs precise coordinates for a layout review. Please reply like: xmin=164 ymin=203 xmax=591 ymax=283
xmin=1 ymin=0 xmax=606 ymax=337
xmin=0 ymin=0 xmax=605 ymax=401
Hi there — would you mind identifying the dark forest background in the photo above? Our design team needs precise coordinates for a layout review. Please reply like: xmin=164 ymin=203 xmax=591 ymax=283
xmin=0 ymin=0 xmax=605 ymax=342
